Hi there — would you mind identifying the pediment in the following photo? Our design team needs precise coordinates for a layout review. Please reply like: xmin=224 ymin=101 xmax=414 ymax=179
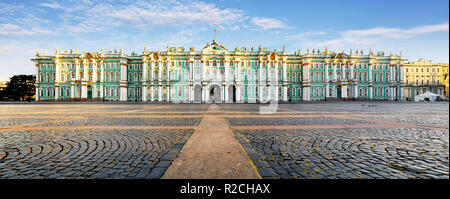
xmin=79 ymin=52 xmax=93 ymax=59
xmin=202 ymin=41 xmax=228 ymax=55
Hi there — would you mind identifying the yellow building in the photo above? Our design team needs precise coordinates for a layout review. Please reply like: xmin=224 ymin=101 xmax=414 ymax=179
xmin=402 ymin=58 xmax=446 ymax=100
xmin=442 ymin=63 xmax=449 ymax=98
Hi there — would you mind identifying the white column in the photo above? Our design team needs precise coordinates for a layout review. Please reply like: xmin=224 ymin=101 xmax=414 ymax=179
xmin=93 ymin=62 xmax=97 ymax=82
xmin=225 ymin=85 xmax=229 ymax=103
xmin=159 ymin=61 xmax=162 ymax=81
xmin=81 ymin=83 xmax=87 ymax=99
xmin=120 ymin=61 xmax=128 ymax=101
xmin=350 ymin=63 xmax=354 ymax=80
xmin=225 ymin=61 xmax=229 ymax=81
xmin=55 ymin=86 xmax=59 ymax=100
xmin=325 ymin=62 xmax=330 ymax=98
xmin=202 ymin=62 xmax=206 ymax=81
xmin=76 ymin=63 xmax=80 ymax=80
xmin=100 ymin=61 xmax=104 ymax=82
xmin=369 ymin=63 xmax=373 ymax=99
xmin=341 ymin=63 xmax=346 ymax=80
xmin=237 ymin=62 xmax=240 ymax=81
xmin=274 ymin=63 xmax=278 ymax=102
xmin=35 ymin=87 xmax=40 ymax=101
xmin=202 ymin=84 xmax=205 ymax=102
xmin=167 ymin=86 xmax=170 ymax=102
xmin=151 ymin=86 xmax=155 ymax=101
xmin=332 ymin=63 xmax=337 ymax=82
xmin=142 ymin=85 xmax=147 ymax=101
xmin=190 ymin=85 xmax=194 ymax=103
xmin=83 ymin=62 xmax=88 ymax=80
xmin=92 ymin=85 xmax=97 ymax=99
xmin=222 ymin=84 xmax=225 ymax=102
xmin=142 ymin=62 xmax=148 ymax=101
xmin=158 ymin=85 xmax=162 ymax=101
xmin=166 ymin=62 xmax=170 ymax=81
xmin=99 ymin=85 xmax=103 ymax=99
xmin=70 ymin=84 xmax=75 ymax=99
xmin=354 ymin=84 xmax=358 ymax=98
xmin=341 ymin=83 xmax=347 ymax=98
xmin=303 ymin=63 xmax=311 ymax=101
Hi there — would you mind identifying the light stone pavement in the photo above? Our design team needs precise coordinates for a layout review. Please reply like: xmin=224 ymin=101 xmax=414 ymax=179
xmin=0 ymin=102 xmax=448 ymax=179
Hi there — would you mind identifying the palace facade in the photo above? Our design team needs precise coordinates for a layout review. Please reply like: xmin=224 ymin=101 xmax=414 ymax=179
xmin=31 ymin=40 xmax=408 ymax=103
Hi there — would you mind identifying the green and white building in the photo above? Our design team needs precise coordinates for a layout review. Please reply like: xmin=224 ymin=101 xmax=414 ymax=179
xmin=31 ymin=40 xmax=405 ymax=102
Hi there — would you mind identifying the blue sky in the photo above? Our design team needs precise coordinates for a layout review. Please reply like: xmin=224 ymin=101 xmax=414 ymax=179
xmin=0 ymin=0 xmax=448 ymax=81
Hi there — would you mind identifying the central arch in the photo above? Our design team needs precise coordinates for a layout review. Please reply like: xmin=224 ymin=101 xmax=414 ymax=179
xmin=228 ymin=84 xmax=236 ymax=103
xmin=208 ymin=84 xmax=221 ymax=103
xmin=193 ymin=84 xmax=202 ymax=103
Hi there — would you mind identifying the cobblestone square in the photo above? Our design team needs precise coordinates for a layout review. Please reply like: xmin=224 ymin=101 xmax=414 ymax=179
xmin=0 ymin=102 xmax=448 ymax=179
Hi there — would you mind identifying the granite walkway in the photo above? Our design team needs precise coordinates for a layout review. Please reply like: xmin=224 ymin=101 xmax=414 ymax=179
xmin=163 ymin=104 xmax=260 ymax=179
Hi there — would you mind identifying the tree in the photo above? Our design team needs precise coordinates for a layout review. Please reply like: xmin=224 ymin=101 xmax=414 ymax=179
xmin=5 ymin=75 xmax=36 ymax=101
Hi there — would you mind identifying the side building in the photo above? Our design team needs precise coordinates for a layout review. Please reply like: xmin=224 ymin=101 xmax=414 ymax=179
xmin=31 ymin=40 xmax=405 ymax=103
xmin=402 ymin=58 xmax=448 ymax=100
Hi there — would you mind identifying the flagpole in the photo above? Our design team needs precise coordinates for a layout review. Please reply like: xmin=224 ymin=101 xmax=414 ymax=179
xmin=214 ymin=24 xmax=216 ymax=41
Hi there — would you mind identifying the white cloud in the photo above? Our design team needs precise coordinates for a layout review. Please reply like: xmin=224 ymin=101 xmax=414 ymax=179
xmin=320 ymin=22 xmax=449 ymax=47
xmin=251 ymin=17 xmax=291 ymax=30
xmin=52 ymin=0 xmax=248 ymax=33
xmin=0 ymin=23 xmax=57 ymax=36
xmin=40 ymin=1 xmax=64 ymax=9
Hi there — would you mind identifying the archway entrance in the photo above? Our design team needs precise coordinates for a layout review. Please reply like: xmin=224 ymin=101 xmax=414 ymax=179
xmin=87 ymin=85 xmax=92 ymax=99
xmin=337 ymin=85 xmax=342 ymax=98
xmin=194 ymin=84 xmax=202 ymax=103
xmin=228 ymin=85 xmax=236 ymax=102
xmin=209 ymin=85 xmax=221 ymax=103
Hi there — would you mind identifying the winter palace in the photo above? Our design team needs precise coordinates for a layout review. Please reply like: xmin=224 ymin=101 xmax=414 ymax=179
xmin=31 ymin=39 xmax=446 ymax=103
